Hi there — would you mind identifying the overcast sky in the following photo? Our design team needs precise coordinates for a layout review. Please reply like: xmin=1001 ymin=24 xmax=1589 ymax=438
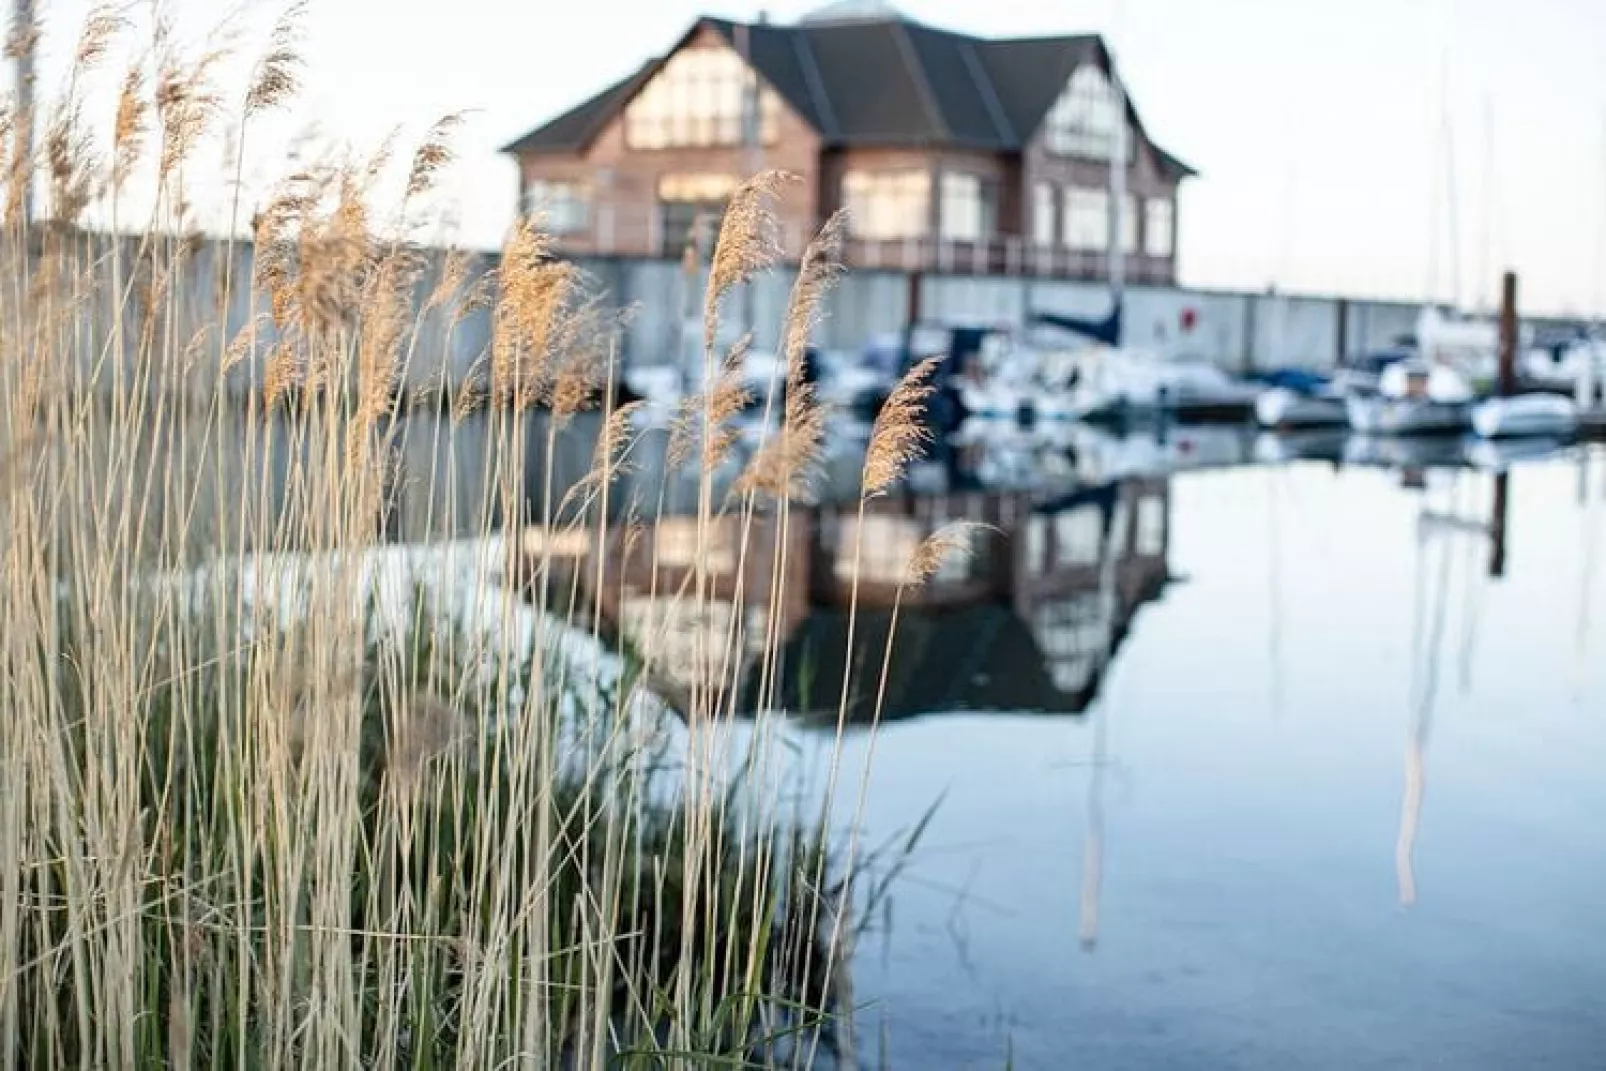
xmin=21 ymin=0 xmax=1606 ymax=315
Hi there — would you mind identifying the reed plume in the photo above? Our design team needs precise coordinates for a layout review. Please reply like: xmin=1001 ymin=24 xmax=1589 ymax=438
xmin=702 ymin=170 xmax=792 ymax=353
xmin=244 ymin=3 xmax=305 ymax=116
xmin=72 ymin=4 xmax=125 ymax=73
xmin=154 ymin=48 xmax=226 ymax=180
xmin=491 ymin=216 xmax=578 ymax=410
xmin=407 ymin=112 xmax=465 ymax=201
xmin=112 ymin=64 xmax=149 ymax=190
xmin=669 ymin=334 xmax=754 ymax=470
xmin=736 ymin=212 xmax=845 ymax=500
xmin=862 ymin=356 xmax=940 ymax=496
xmin=905 ymin=521 xmax=984 ymax=587
xmin=44 ymin=102 xmax=95 ymax=225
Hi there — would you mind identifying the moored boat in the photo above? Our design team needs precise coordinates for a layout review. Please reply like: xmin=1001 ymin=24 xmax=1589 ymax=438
xmin=1255 ymin=386 xmax=1350 ymax=429
xmin=1345 ymin=395 xmax=1469 ymax=435
xmin=1469 ymin=393 xmax=1579 ymax=439
xmin=1345 ymin=359 xmax=1474 ymax=436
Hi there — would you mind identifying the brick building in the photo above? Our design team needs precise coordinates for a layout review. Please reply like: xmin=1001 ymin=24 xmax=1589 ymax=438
xmin=501 ymin=1 xmax=1195 ymax=284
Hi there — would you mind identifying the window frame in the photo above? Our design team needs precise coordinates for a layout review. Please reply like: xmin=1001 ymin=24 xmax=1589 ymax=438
xmin=1042 ymin=64 xmax=1134 ymax=163
xmin=1144 ymin=197 xmax=1175 ymax=258
xmin=842 ymin=170 xmax=932 ymax=242
xmin=522 ymin=178 xmax=591 ymax=235
xmin=624 ymin=45 xmax=782 ymax=151
xmin=1062 ymin=185 xmax=1109 ymax=252
xmin=939 ymin=171 xmax=995 ymax=243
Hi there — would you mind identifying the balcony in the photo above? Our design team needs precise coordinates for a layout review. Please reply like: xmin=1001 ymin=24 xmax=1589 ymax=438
xmin=839 ymin=236 xmax=1175 ymax=285
xmin=534 ymin=202 xmax=1174 ymax=285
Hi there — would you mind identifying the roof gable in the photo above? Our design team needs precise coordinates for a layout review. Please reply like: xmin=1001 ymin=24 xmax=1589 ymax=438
xmin=499 ymin=63 xmax=654 ymax=155
xmin=500 ymin=14 xmax=1195 ymax=177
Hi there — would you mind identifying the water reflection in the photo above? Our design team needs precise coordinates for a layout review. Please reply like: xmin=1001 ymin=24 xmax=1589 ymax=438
xmin=810 ymin=449 xmax=1606 ymax=1069
xmin=518 ymin=473 xmax=1173 ymax=721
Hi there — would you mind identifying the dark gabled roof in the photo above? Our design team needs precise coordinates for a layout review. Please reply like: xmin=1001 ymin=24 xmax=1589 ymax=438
xmin=500 ymin=14 xmax=1196 ymax=175
xmin=499 ymin=62 xmax=655 ymax=155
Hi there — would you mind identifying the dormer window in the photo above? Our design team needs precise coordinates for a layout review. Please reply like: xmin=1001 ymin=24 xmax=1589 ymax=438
xmin=624 ymin=45 xmax=781 ymax=150
xmin=1043 ymin=65 xmax=1133 ymax=162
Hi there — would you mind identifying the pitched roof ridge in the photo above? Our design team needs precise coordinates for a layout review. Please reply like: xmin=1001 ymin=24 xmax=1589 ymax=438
xmin=954 ymin=36 xmax=1014 ymax=145
xmin=790 ymin=25 xmax=840 ymax=138
xmin=497 ymin=60 xmax=656 ymax=154
xmin=887 ymin=17 xmax=947 ymax=143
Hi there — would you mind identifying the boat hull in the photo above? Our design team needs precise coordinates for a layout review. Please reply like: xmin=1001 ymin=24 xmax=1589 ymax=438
xmin=1255 ymin=388 xmax=1350 ymax=429
xmin=1345 ymin=395 xmax=1469 ymax=435
xmin=1469 ymin=394 xmax=1579 ymax=439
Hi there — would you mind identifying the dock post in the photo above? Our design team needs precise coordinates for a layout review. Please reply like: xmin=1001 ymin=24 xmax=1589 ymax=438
xmin=903 ymin=269 xmax=923 ymax=361
xmin=1489 ymin=471 xmax=1510 ymax=578
xmin=1497 ymin=271 xmax=1519 ymax=397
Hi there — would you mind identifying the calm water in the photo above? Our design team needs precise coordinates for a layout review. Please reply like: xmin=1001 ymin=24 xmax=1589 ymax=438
xmin=809 ymin=447 xmax=1606 ymax=1069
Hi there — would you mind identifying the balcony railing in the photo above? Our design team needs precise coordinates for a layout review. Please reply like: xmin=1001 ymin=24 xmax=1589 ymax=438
xmin=536 ymin=203 xmax=1174 ymax=284
xmin=838 ymin=237 xmax=1174 ymax=285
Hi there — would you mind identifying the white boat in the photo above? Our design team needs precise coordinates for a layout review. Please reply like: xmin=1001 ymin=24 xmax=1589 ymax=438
xmin=1346 ymin=395 xmax=1469 ymax=435
xmin=1470 ymin=393 xmax=1579 ymax=439
xmin=1061 ymin=346 xmax=1260 ymax=423
xmin=1345 ymin=359 xmax=1474 ymax=435
xmin=1254 ymin=386 xmax=1350 ymax=429
xmin=957 ymin=379 xmax=1032 ymax=421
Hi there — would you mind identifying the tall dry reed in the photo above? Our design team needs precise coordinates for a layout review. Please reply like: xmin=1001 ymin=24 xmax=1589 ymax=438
xmin=0 ymin=8 xmax=951 ymax=1069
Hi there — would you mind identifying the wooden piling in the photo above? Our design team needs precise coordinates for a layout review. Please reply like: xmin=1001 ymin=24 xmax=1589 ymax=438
xmin=1489 ymin=471 xmax=1510 ymax=578
xmin=1497 ymin=271 xmax=1519 ymax=397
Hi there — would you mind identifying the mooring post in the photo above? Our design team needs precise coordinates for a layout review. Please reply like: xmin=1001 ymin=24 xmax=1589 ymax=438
xmin=1497 ymin=271 xmax=1519 ymax=398
xmin=1489 ymin=471 xmax=1510 ymax=578
xmin=903 ymin=269 xmax=923 ymax=360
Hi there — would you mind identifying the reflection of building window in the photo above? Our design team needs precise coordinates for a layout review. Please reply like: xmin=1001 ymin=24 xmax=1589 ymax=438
xmin=1136 ymin=495 xmax=1166 ymax=556
xmin=1053 ymin=506 xmax=1104 ymax=566
xmin=655 ymin=517 xmax=738 ymax=573
xmin=625 ymin=46 xmax=781 ymax=149
xmin=1025 ymin=516 xmax=1048 ymax=577
xmin=1033 ymin=594 xmax=1110 ymax=693
xmin=1145 ymin=198 xmax=1174 ymax=258
xmin=939 ymin=172 xmax=994 ymax=241
xmin=1063 ymin=186 xmax=1108 ymax=251
xmin=1108 ymin=498 xmax=1131 ymax=554
xmin=1043 ymin=65 xmax=1132 ymax=162
xmin=842 ymin=171 xmax=930 ymax=241
xmin=836 ymin=514 xmax=969 ymax=585
xmin=521 ymin=180 xmax=590 ymax=234
xmin=619 ymin=597 xmax=745 ymax=693
xmin=1032 ymin=181 xmax=1056 ymax=246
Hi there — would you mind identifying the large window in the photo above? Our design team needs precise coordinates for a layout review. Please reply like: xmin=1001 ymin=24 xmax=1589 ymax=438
xmin=1145 ymin=197 xmax=1174 ymax=257
xmin=1120 ymin=193 xmax=1137 ymax=254
xmin=656 ymin=173 xmax=740 ymax=254
xmin=1063 ymin=185 xmax=1108 ymax=251
xmin=625 ymin=46 xmax=781 ymax=150
xmin=1043 ymin=65 xmax=1132 ymax=162
xmin=939 ymin=172 xmax=994 ymax=242
xmin=1032 ymin=181 xmax=1056 ymax=246
xmin=521 ymin=179 xmax=590 ymax=234
xmin=842 ymin=170 xmax=930 ymax=241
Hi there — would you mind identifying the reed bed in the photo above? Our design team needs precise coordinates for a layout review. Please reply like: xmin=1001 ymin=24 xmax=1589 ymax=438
xmin=0 ymin=7 xmax=959 ymax=1068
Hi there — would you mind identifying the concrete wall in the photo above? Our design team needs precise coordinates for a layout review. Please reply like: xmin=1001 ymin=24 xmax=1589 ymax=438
xmin=45 ymin=235 xmax=1585 ymax=395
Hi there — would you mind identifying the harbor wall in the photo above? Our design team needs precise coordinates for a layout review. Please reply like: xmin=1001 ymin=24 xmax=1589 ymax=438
xmin=576 ymin=257 xmax=1582 ymax=374
xmin=36 ymin=235 xmax=1589 ymax=395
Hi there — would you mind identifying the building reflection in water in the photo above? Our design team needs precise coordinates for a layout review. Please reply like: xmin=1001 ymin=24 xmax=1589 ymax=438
xmin=517 ymin=474 xmax=1173 ymax=722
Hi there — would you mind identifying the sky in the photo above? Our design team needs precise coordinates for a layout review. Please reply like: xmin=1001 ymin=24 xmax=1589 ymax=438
xmin=18 ymin=0 xmax=1606 ymax=315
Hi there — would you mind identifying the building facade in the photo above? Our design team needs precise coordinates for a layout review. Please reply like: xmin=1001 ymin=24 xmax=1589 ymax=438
xmin=502 ymin=5 xmax=1195 ymax=285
